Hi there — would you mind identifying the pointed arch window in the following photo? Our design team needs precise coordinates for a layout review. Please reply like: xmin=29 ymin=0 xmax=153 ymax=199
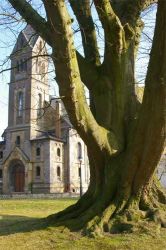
xmin=16 ymin=136 xmax=20 ymax=146
xmin=36 ymin=147 xmax=41 ymax=156
xmin=57 ymin=147 xmax=61 ymax=157
xmin=18 ymin=91 xmax=23 ymax=117
xmin=57 ymin=166 xmax=61 ymax=179
xmin=36 ymin=166 xmax=41 ymax=178
xmin=37 ymin=93 xmax=42 ymax=117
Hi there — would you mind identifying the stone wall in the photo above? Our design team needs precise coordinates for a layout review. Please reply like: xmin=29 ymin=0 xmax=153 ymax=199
xmin=0 ymin=193 xmax=79 ymax=199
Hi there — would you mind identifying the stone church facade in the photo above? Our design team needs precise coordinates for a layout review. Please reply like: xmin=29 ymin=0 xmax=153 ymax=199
xmin=0 ymin=25 xmax=89 ymax=194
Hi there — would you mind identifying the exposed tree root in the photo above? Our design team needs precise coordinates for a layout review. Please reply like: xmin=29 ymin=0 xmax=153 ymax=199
xmin=47 ymin=190 xmax=96 ymax=222
xmin=46 ymin=187 xmax=166 ymax=237
xmin=84 ymin=203 xmax=117 ymax=237
xmin=152 ymin=179 xmax=166 ymax=205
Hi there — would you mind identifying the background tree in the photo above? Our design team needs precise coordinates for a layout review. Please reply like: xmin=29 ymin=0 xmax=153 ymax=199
xmin=6 ymin=0 xmax=166 ymax=235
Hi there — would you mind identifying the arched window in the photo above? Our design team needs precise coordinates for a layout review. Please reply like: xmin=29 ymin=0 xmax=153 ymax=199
xmin=57 ymin=166 xmax=61 ymax=178
xmin=36 ymin=147 xmax=40 ymax=156
xmin=57 ymin=147 xmax=61 ymax=157
xmin=16 ymin=136 xmax=20 ymax=146
xmin=77 ymin=142 xmax=82 ymax=160
xmin=18 ymin=91 xmax=23 ymax=117
xmin=36 ymin=166 xmax=41 ymax=177
xmin=0 ymin=169 xmax=2 ymax=179
xmin=37 ymin=93 xmax=42 ymax=117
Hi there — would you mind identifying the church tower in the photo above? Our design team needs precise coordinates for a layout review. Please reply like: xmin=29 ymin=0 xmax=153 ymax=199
xmin=8 ymin=25 xmax=49 ymax=140
xmin=0 ymin=25 xmax=51 ymax=194
xmin=0 ymin=25 xmax=90 ymax=195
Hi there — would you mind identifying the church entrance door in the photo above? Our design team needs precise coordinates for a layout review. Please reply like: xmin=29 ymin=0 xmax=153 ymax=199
xmin=13 ymin=165 xmax=25 ymax=192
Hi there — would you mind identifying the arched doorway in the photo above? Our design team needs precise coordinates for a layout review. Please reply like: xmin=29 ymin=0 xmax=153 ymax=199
xmin=9 ymin=161 xmax=25 ymax=192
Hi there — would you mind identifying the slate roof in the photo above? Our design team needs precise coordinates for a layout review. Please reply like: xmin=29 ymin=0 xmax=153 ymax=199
xmin=11 ymin=25 xmax=39 ymax=55
xmin=30 ymin=135 xmax=65 ymax=143
xmin=22 ymin=25 xmax=39 ymax=48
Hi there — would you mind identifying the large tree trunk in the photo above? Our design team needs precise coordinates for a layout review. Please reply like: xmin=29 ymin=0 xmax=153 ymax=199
xmin=46 ymin=0 xmax=165 ymax=235
xmin=8 ymin=0 xmax=166 ymax=236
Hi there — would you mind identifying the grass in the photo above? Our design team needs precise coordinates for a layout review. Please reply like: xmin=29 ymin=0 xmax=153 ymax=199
xmin=0 ymin=199 xmax=166 ymax=250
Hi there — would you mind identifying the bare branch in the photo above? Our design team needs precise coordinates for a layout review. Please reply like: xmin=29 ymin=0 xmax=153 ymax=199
xmin=94 ymin=0 xmax=127 ymax=65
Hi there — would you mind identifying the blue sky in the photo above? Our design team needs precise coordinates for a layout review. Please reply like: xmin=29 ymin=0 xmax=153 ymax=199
xmin=0 ymin=2 xmax=157 ymax=140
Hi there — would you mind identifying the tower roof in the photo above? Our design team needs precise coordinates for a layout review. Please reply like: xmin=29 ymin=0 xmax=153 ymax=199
xmin=22 ymin=25 xmax=39 ymax=47
xmin=11 ymin=25 xmax=39 ymax=56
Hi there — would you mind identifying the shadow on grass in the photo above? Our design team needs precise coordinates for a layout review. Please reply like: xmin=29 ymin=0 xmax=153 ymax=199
xmin=0 ymin=214 xmax=49 ymax=236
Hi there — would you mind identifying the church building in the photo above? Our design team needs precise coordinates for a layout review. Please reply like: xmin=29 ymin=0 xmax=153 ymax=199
xmin=0 ymin=25 xmax=89 ymax=194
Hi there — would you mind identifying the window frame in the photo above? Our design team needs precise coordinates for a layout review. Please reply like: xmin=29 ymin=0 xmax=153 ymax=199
xmin=17 ymin=91 xmax=24 ymax=117
xmin=36 ymin=147 xmax=41 ymax=157
xmin=37 ymin=93 xmax=42 ymax=117
xmin=36 ymin=166 xmax=41 ymax=178
xmin=57 ymin=147 xmax=61 ymax=157
xmin=57 ymin=166 xmax=61 ymax=180
xmin=16 ymin=136 xmax=21 ymax=146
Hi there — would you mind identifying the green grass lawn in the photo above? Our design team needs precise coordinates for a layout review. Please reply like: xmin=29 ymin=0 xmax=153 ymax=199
xmin=0 ymin=199 xmax=166 ymax=250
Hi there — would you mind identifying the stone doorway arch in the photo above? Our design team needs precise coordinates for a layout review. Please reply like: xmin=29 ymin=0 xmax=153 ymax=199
xmin=9 ymin=160 xmax=25 ymax=192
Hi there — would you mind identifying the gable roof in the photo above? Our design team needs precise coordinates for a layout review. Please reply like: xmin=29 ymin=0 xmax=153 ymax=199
xmin=3 ymin=146 xmax=30 ymax=165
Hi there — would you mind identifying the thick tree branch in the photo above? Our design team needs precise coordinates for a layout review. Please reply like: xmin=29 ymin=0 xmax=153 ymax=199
xmin=94 ymin=0 xmax=126 ymax=66
xmin=123 ymin=0 xmax=166 ymax=194
xmin=76 ymin=53 xmax=100 ymax=90
xmin=69 ymin=2 xmax=102 ymax=89
xmin=69 ymin=0 xmax=100 ymax=65
xmin=8 ymin=0 xmax=52 ymax=46
xmin=132 ymin=0 xmax=165 ymax=192
xmin=42 ymin=0 xmax=119 ymax=155
xmin=112 ymin=0 xmax=158 ymax=25
xmin=69 ymin=0 xmax=101 ymax=116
